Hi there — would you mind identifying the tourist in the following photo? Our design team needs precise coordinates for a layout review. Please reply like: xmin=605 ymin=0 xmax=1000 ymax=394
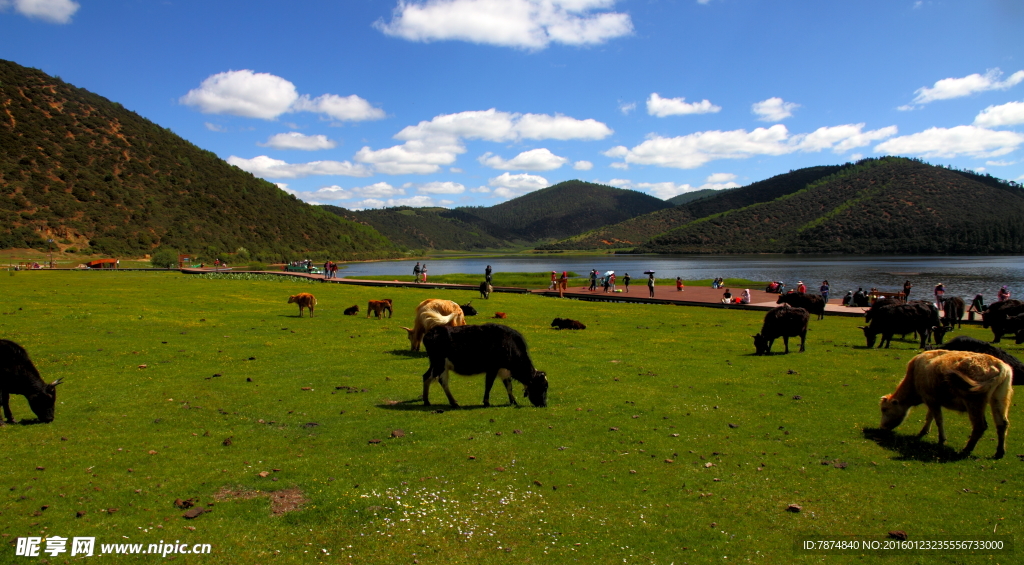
xmin=549 ymin=271 xmax=558 ymax=291
xmin=602 ymin=273 xmax=610 ymax=293
xmin=970 ymin=294 xmax=987 ymax=314
xmin=413 ymin=262 xmax=421 ymax=283
xmin=740 ymin=289 xmax=751 ymax=304
xmin=934 ymin=282 xmax=945 ymax=308
xmin=903 ymin=280 xmax=912 ymax=302
xmin=647 ymin=273 xmax=655 ymax=298
xmin=588 ymin=269 xmax=597 ymax=291
xmin=558 ymin=271 xmax=568 ymax=298
xmin=676 ymin=277 xmax=684 ymax=292
xmin=842 ymin=291 xmax=853 ymax=306
xmin=623 ymin=272 xmax=631 ymax=293
xmin=796 ymin=281 xmax=807 ymax=294
xmin=820 ymin=280 xmax=830 ymax=304
xmin=485 ymin=265 xmax=492 ymax=285
xmin=421 ymin=263 xmax=428 ymax=283
xmin=997 ymin=285 xmax=1011 ymax=302
xmin=331 ymin=262 xmax=338 ymax=279
xmin=609 ymin=272 xmax=616 ymax=292
xmin=721 ymin=289 xmax=733 ymax=303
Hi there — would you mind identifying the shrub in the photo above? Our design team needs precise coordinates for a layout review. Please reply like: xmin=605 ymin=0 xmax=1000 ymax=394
xmin=150 ymin=247 xmax=178 ymax=269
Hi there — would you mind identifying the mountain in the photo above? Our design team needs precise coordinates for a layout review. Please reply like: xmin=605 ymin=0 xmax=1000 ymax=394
xmin=322 ymin=205 xmax=515 ymax=251
xmin=666 ymin=188 xmax=721 ymax=205
xmin=324 ymin=180 xmax=674 ymax=249
xmin=637 ymin=157 xmax=1024 ymax=254
xmin=0 ymin=59 xmax=397 ymax=260
xmin=542 ymin=165 xmax=850 ymax=250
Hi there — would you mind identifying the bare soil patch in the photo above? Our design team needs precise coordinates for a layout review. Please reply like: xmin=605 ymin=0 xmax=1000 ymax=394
xmin=214 ymin=486 xmax=307 ymax=515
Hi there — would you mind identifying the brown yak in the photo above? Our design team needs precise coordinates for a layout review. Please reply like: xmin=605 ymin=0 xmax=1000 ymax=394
xmin=287 ymin=293 xmax=317 ymax=317
xmin=401 ymin=299 xmax=465 ymax=351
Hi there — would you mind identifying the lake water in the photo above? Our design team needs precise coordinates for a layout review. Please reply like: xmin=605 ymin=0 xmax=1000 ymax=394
xmin=339 ymin=254 xmax=1024 ymax=302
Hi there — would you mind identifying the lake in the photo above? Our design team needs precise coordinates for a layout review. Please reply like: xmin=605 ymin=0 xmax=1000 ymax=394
xmin=338 ymin=254 xmax=1024 ymax=302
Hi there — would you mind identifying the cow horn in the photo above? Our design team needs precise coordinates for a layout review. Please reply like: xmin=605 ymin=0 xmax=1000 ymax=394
xmin=857 ymin=326 xmax=867 ymax=330
xmin=50 ymin=378 xmax=64 ymax=386
xmin=400 ymin=327 xmax=413 ymax=333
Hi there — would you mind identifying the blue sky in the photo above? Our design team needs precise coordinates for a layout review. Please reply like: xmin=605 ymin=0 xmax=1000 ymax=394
xmin=3 ymin=0 xmax=1023 ymax=209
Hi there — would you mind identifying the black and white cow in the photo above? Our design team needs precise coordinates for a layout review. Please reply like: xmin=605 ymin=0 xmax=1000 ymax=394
xmin=421 ymin=324 xmax=548 ymax=408
xmin=1 ymin=340 xmax=63 ymax=424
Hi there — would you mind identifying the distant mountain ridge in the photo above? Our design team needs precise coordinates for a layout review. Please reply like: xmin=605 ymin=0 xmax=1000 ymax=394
xmin=0 ymin=59 xmax=397 ymax=260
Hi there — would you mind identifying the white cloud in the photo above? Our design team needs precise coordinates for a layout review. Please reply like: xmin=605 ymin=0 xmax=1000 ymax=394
xmin=274 ymin=183 xmax=298 ymax=196
xmin=752 ymin=97 xmax=799 ymax=122
xmin=204 ymin=122 xmax=227 ymax=132
xmin=573 ymin=160 xmax=593 ymax=170
xmin=849 ymin=153 xmax=864 ymax=161
xmin=610 ymin=162 xmax=629 ymax=169
xmin=181 ymin=70 xmax=299 ymax=119
xmin=291 ymin=94 xmax=386 ymax=122
xmin=912 ymin=68 xmax=1024 ymax=104
xmin=646 ymin=93 xmax=721 ymax=117
xmin=375 ymin=0 xmax=633 ymax=50
xmin=874 ymin=125 xmax=1024 ymax=159
xmin=469 ymin=186 xmax=491 ymax=193
xmin=985 ymin=160 xmax=1015 ymax=166
xmin=181 ymin=70 xmax=384 ymax=122
xmin=305 ymin=185 xmax=355 ymax=201
xmin=896 ymin=104 xmax=916 ymax=112
xmin=357 ymin=109 xmax=610 ymax=174
xmin=259 ymin=132 xmax=337 ymax=151
xmin=608 ymin=123 xmax=897 ymax=169
xmin=417 ymin=181 xmax=466 ymax=194
xmin=489 ymin=172 xmax=550 ymax=198
xmin=975 ymin=167 xmax=987 ymax=173
xmin=450 ymin=167 xmax=463 ymax=173
xmin=227 ymin=155 xmax=372 ymax=179
xmin=3 ymin=0 xmax=79 ymax=23
xmin=974 ymin=100 xmax=1024 ymax=128
xmin=354 ymin=182 xmax=406 ymax=198
xmin=794 ymin=124 xmax=898 ymax=153
xmin=704 ymin=172 xmax=736 ymax=184
xmin=479 ymin=148 xmax=568 ymax=171
xmin=619 ymin=102 xmax=636 ymax=115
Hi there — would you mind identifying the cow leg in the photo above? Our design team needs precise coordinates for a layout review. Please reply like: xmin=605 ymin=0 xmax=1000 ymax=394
xmin=309 ymin=305 xmax=314 ymax=318
xmin=499 ymin=369 xmax=518 ymax=406
xmin=782 ymin=336 xmax=790 ymax=354
xmin=438 ymin=364 xmax=459 ymax=407
xmin=422 ymin=367 xmax=436 ymax=406
xmin=1 ymin=390 xmax=12 ymax=423
xmin=917 ymin=409 xmax=934 ymax=438
xmin=991 ymin=396 xmax=1010 ymax=459
xmin=918 ymin=329 xmax=928 ymax=349
xmin=483 ymin=370 xmax=498 ymax=407
xmin=798 ymin=331 xmax=806 ymax=352
xmin=932 ymin=406 xmax=947 ymax=446
xmin=961 ymin=403 xmax=989 ymax=457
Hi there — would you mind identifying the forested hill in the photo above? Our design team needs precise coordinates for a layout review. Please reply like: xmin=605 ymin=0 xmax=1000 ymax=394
xmin=543 ymin=165 xmax=849 ymax=250
xmin=638 ymin=157 xmax=1024 ymax=254
xmin=322 ymin=205 xmax=515 ymax=251
xmin=0 ymin=59 xmax=397 ymax=260
xmin=455 ymin=180 xmax=674 ymax=242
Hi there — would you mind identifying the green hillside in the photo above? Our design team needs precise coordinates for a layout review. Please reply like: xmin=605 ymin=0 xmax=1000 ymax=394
xmin=543 ymin=165 xmax=848 ymax=250
xmin=456 ymin=180 xmax=674 ymax=242
xmin=0 ymin=59 xmax=398 ymax=260
xmin=322 ymin=205 xmax=515 ymax=251
xmin=665 ymin=188 xmax=721 ymax=205
xmin=638 ymin=157 xmax=1024 ymax=254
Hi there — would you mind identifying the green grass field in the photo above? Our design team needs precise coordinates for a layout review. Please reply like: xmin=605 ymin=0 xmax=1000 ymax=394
xmin=1 ymin=271 xmax=1021 ymax=564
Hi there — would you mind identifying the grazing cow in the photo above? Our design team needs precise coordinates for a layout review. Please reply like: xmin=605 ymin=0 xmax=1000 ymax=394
xmin=982 ymin=299 xmax=1024 ymax=343
xmin=776 ymin=292 xmax=826 ymax=320
xmin=343 ymin=305 xmax=359 ymax=316
xmin=493 ymin=312 xmax=507 ymax=319
xmin=879 ymin=350 xmax=1013 ymax=458
xmin=864 ymin=297 xmax=902 ymax=323
xmin=367 ymin=299 xmax=393 ymax=319
xmin=937 ymin=335 xmax=1024 ymax=386
xmin=401 ymin=299 xmax=466 ymax=351
xmin=460 ymin=302 xmax=478 ymax=317
xmin=1000 ymin=313 xmax=1024 ymax=344
xmin=1 ymin=340 xmax=63 ymax=424
xmin=859 ymin=302 xmax=946 ymax=349
xmin=287 ymin=293 xmax=317 ymax=317
xmin=479 ymin=282 xmax=493 ymax=299
xmin=421 ymin=323 xmax=548 ymax=408
xmin=943 ymin=296 xmax=966 ymax=329
xmin=551 ymin=318 xmax=586 ymax=330
xmin=753 ymin=305 xmax=809 ymax=355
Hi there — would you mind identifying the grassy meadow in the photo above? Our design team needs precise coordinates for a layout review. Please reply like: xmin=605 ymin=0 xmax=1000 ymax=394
xmin=1 ymin=270 xmax=1021 ymax=564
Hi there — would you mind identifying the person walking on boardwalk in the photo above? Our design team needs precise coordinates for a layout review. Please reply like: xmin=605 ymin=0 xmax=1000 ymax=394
xmin=623 ymin=272 xmax=631 ymax=293
xmin=676 ymin=277 xmax=684 ymax=292
xmin=647 ymin=272 xmax=655 ymax=298
xmin=549 ymin=271 xmax=558 ymax=290
xmin=903 ymin=280 xmax=912 ymax=302
xmin=421 ymin=263 xmax=428 ymax=283
xmin=820 ymin=280 xmax=830 ymax=304
xmin=558 ymin=271 xmax=568 ymax=298
xmin=485 ymin=265 xmax=492 ymax=285
xmin=609 ymin=272 xmax=616 ymax=292
xmin=413 ymin=262 xmax=421 ymax=283
xmin=589 ymin=269 xmax=597 ymax=291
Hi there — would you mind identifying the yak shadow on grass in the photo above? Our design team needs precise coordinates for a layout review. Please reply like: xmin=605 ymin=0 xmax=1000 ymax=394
xmin=387 ymin=349 xmax=428 ymax=358
xmin=862 ymin=427 xmax=965 ymax=462
xmin=378 ymin=398 xmax=512 ymax=412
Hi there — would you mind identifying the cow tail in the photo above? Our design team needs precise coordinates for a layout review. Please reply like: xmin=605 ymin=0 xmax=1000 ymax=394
xmin=945 ymin=370 xmax=980 ymax=392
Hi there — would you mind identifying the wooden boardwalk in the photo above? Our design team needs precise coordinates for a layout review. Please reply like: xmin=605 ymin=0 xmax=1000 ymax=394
xmin=180 ymin=268 xmax=975 ymax=322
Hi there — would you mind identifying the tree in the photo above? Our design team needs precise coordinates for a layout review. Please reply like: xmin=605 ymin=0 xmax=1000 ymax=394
xmin=150 ymin=247 xmax=178 ymax=269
